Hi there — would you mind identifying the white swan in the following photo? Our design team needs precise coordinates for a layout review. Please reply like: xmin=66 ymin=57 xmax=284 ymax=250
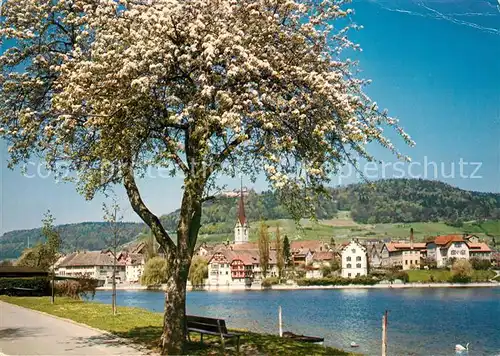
xmin=455 ymin=343 xmax=469 ymax=352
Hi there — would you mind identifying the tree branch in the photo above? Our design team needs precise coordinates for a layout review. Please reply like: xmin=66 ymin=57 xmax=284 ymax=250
xmin=121 ymin=158 xmax=176 ymax=252
xmin=161 ymin=137 xmax=189 ymax=174
xmin=207 ymin=126 xmax=254 ymax=176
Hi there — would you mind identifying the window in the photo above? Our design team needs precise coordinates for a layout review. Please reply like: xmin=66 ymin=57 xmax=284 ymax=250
xmin=410 ymin=260 xmax=413 ymax=265
xmin=347 ymin=256 xmax=351 ymax=261
xmin=352 ymin=249 xmax=356 ymax=253
xmin=460 ymin=250 xmax=466 ymax=255
xmin=454 ymin=242 xmax=462 ymax=248
xmin=348 ymin=273 xmax=351 ymax=277
xmin=356 ymin=263 xmax=361 ymax=268
xmin=347 ymin=263 xmax=352 ymax=268
xmin=356 ymin=256 xmax=361 ymax=261
xmin=451 ymin=250 xmax=456 ymax=256
xmin=226 ymin=271 xmax=228 ymax=275
xmin=405 ymin=260 xmax=408 ymax=265
xmin=356 ymin=273 xmax=360 ymax=277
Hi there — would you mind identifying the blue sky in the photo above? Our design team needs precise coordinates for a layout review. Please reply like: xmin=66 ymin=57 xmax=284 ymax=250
xmin=1 ymin=0 xmax=499 ymax=233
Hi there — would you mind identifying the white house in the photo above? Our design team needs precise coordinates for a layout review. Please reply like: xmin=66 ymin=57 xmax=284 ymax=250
xmin=123 ymin=253 xmax=145 ymax=283
xmin=56 ymin=251 xmax=126 ymax=283
xmin=208 ymin=251 xmax=234 ymax=287
xmin=341 ymin=240 xmax=368 ymax=278
xmin=426 ymin=235 xmax=470 ymax=268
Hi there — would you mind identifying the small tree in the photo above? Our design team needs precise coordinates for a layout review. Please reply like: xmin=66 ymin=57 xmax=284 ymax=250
xmin=16 ymin=211 xmax=61 ymax=303
xmin=330 ymin=258 xmax=341 ymax=272
xmin=283 ymin=235 xmax=292 ymax=267
xmin=102 ymin=197 xmax=125 ymax=316
xmin=41 ymin=211 xmax=61 ymax=304
xmin=321 ymin=265 xmax=332 ymax=277
xmin=275 ymin=226 xmax=285 ymax=281
xmin=258 ymin=222 xmax=270 ymax=279
xmin=451 ymin=260 xmax=473 ymax=283
xmin=141 ymin=257 xmax=169 ymax=286
xmin=188 ymin=257 xmax=208 ymax=289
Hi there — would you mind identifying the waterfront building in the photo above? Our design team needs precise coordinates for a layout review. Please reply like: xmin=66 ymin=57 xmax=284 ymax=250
xmin=290 ymin=240 xmax=329 ymax=266
xmin=123 ymin=253 xmax=145 ymax=283
xmin=467 ymin=242 xmax=492 ymax=260
xmin=368 ymin=243 xmax=383 ymax=268
xmin=426 ymin=235 xmax=470 ymax=268
xmin=56 ymin=250 xmax=126 ymax=283
xmin=341 ymin=240 xmax=368 ymax=278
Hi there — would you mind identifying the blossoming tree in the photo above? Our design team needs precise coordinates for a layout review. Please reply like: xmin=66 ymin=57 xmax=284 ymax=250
xmin=0 ymin=0 xmax=413 ymax=353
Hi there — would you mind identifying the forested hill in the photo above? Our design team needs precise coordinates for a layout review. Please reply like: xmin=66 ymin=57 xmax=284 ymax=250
xmin=2 ymin=179 xmax=499 ymax=260
xmin=336 ymin=179 xmax=500 ymax=224
xmin=160 ymin=179 xmax=500 ymax=230
xmin=0 ymin=222 xmax=146 ymax=260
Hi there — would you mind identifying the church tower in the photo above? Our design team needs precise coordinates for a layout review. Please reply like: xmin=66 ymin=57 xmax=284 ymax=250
xmin=234 ymin=180 xmax=249 ymax=244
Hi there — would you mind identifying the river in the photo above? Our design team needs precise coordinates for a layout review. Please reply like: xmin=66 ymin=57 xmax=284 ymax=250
xmin=93 ymin=288 xmax=500 ymax=355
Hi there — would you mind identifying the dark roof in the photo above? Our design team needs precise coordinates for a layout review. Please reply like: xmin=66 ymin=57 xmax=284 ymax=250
xmin=59 ymin=251 xmax=125 ymax=267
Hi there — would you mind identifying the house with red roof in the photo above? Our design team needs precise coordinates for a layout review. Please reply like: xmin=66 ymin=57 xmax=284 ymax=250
xmin=467 ymin=242 xmax=492 ymax=260
xmin=380 ymin=242 xmax=427 ymax=270
xmin=380 ymin=229 xmax=426 ymax=270
xmin=207 ymin=247 xmax=278 ymax=288
xmin=426 ymin=234 xmax=470 ymax=267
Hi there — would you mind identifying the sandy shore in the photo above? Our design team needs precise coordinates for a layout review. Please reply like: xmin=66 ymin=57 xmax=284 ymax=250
xmin=97 ymin=282 xmax=500 ymax=291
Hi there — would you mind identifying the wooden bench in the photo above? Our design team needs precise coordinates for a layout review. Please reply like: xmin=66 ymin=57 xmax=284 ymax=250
xmin=186 ymin=315 xmax=241 ymax=353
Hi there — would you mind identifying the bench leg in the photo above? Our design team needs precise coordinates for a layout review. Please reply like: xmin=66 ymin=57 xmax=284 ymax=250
xmin=220 ymin=334 xmax=225 ymax=351
xmin=237 ymin=336 xmax=240 ymax=354
xmin=200 ymin=332 xmax=203 ymax=344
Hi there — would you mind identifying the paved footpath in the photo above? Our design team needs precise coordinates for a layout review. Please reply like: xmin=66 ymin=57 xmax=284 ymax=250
xmin=0 ymin=301 xmax=151 ymax=355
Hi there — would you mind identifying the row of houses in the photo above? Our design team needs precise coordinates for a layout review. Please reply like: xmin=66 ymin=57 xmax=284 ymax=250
xmin=199 ymin=239 xmax=369 ymax=287
xmin=371 ymin=231 xmax=494 ymax=270
xmin=54 ymin=242 xmax=148 ymax=284
xmin=199 ymin=231 xmax=496 ymax=287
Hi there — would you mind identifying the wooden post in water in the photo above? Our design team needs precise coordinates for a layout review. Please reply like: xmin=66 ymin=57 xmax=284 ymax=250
xmin=381 ymin=310 xmax=388 ymax=356
xmin=278 ymin=306 xmax=283 ymax=337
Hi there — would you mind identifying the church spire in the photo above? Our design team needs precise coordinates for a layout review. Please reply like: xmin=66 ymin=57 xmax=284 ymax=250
xmin=237 ymin=176 xmax=246 ymax=225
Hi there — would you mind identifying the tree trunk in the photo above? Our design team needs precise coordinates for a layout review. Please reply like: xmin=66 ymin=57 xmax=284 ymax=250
xmin=160 ymin=254 xmax=190 ymax=355
xmin=112 ymin=254 xmax=117 ymax=316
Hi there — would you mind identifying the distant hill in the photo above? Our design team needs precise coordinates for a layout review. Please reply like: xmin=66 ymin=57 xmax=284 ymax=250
xmin=335 ymin=179 xmax=500 ymax=224
xmin=0 ymin=222 xmax=146 ymax=260
xmin=2 ymin=179 xmax=499 ymax=260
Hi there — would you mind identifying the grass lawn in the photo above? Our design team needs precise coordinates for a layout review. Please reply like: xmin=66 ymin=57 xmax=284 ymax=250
xmin=407 ymin=269 xmax=495 ymax=283
xmin=0 ymin=296 xmax=356 ymax=356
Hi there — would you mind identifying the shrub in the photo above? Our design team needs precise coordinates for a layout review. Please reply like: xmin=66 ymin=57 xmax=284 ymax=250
xmin=296 ymin=276 xmax=378 ymax=286
xmin=321 ymin=265 xmax=332 ymax=277
xmin=450 ymin=260 xmax=473 ymax=283
xmin=470 ymin=258 xmax=491 ymax=270
xmin=0 ymin=277 xmax=50 ymax=296
xmin=261 ymin=277 xmax=279 ymax=288
xmin=386 ymin=270 xmax=409 ymax=283
xmin=55 ymin=277 xmax=98 ymax=299
xmin=351 ymin=275 xmax=379 ymax=285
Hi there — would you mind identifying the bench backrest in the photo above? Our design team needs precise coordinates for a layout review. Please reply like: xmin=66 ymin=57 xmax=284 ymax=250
xmin=186 ymin=315 xmax=228 ymax=334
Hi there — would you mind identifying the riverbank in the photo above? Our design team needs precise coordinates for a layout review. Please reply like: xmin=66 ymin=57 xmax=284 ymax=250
xmin=98 ymin=281 xmax=500 ymax=292
xmin=0 ymin=296 xmax=356 ymax=356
